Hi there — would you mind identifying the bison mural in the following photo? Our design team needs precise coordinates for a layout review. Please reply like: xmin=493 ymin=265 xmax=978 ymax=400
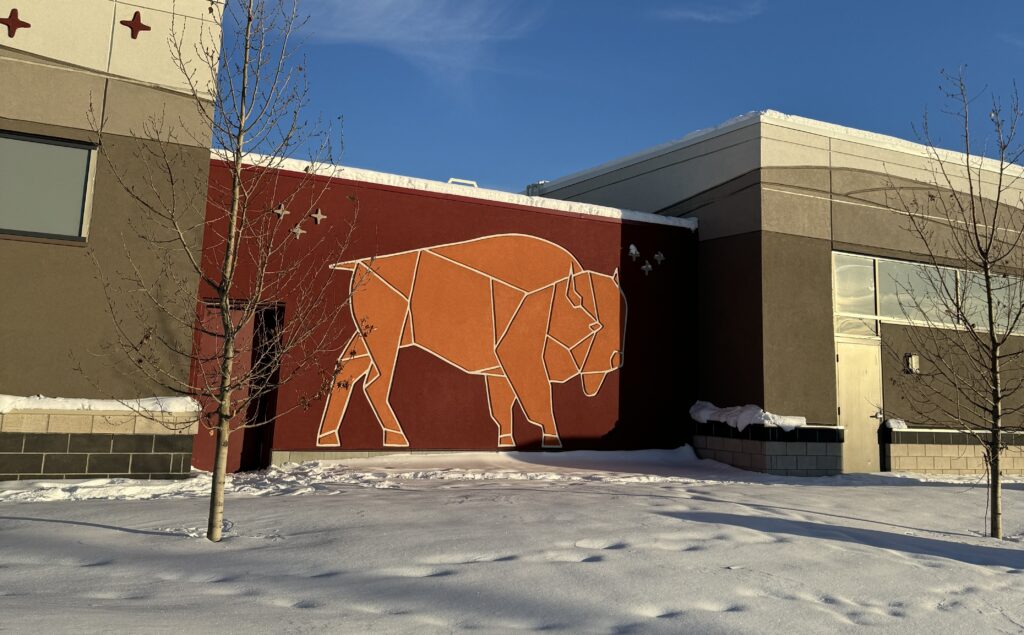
xmin=317 ymin=234 xmax=627 ymax=449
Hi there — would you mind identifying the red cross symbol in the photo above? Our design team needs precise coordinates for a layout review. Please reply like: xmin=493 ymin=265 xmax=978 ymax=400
xmin=0 ymin=9 xmax=30 ymax=38
xmin=119 ymin=11 xmax=151 ymax=39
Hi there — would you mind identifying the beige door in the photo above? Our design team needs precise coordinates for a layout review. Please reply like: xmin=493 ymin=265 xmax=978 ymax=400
xmin=836 ymin=339 xmax=882 ymax=472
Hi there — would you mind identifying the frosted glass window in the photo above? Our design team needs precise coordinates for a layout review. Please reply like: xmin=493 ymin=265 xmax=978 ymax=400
xmin=833 ymin=253 xmax=875 ymax=316
xmin=0 ymin=132 xmax=92 ymax=239
xmin=878 ymin=260 xmax=955 ymax=325
xmin=835 ymin=316 xmax=877 ymax=336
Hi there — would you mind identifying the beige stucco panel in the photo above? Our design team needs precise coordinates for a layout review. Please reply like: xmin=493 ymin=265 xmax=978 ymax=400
xmin=0 ymin=57 xmax=106 ymax=131
xmin=760 ymin=122 xmax=831 ymax=150
xmin=761 ymin=136 xmax=830 ymax=169
xmin=121 ymin=0 xmax=224 ymax=22
xmin=760 ymin=187 xmax=831 ymax=240
xmin=103 ymin=79 xmax=213 ymax=147
xmin=1 ymin=0 xmax=115 ymax=73
xmin=829 ymin=137 xmax=1021 ymax=204
xmin=108 ymin=4 xmax=220 ymax=97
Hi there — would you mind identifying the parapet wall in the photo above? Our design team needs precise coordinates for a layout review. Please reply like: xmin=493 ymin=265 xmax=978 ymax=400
xmin=692 ymin=422 xmax=844 ymax=476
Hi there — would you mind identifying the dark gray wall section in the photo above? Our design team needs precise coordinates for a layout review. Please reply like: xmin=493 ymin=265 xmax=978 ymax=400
xmin=0 ymin=117 xmax=209 ymax=399
xmin=697 ymin=232 xmax=764 ymax=407
xmin=761 ymin=232 xmax=836 ymax=424
xmin=0 ymin=432 xmax=193 ymax=480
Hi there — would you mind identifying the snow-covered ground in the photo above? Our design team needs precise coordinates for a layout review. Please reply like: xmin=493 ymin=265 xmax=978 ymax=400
xmin=3 ymin=448 xmax=1024 ymax=633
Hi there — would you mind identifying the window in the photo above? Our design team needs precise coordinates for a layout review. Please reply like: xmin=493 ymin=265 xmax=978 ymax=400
xmin=833 ymin=251 xmax=1024 ymax=336
xmin=877 ymin=259 xmax=956 ymax=326
xmin=833 ymin=253 xmax=877 ymax=335
xmin=0 ymin=131 xmax=95 ymax=241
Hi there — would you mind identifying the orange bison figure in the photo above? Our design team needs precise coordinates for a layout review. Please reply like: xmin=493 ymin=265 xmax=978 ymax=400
xmin=317 ymin=234 xmax=626 ymax=449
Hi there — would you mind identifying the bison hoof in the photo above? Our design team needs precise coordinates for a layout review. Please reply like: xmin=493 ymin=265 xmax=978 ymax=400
xmin=541 ymin=434 xmax=562 ymax=449
xmin=383 ymin=429 xmax=410 ymax=447
xmin=497 ymin=434 xmax=516 ymax=448
xmin=317 ymin=431 xmax=341 ymax=447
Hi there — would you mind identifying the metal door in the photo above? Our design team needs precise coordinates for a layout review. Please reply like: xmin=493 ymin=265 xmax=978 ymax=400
xmin=836 ymin=339 xmax=882 ymax=472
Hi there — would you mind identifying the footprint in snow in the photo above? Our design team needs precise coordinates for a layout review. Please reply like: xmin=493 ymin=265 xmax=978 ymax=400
xmin=377 ymin=566 xmax=456 ymax=578
xmin=527 ymin=550 xmax=603 ymax=563
xmin=575 ymin=538 xmax=629 ymax=550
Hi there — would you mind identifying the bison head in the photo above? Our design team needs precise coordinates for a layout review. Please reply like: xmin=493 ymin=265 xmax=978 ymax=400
xmin=577 ymin=270 xmax=626 ymax=396
xmin=548 ymin=267 xmax=626 ymax=397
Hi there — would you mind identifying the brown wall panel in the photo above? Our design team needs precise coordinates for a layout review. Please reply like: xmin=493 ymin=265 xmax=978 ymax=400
xmin=761 ymin=232 xmax=836 ymax=424
xmin=880 ymin=322 xmax=1024 ymax=428
xmin=0 ymin=121 xmax=208 ymax=399
xmin=695 ymin=232 xmax=763 ymax=408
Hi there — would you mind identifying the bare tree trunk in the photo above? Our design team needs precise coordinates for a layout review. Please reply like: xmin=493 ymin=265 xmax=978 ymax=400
xmin=207 ymin=415 xmax=231 ymax=542
xmin=89 ymin=0 xmax=354 ymax=544
xmin=991 ymin=429 xmax=1003 ymax=539
xmin=208 ymin=316 xmax=236 ymax=543
xmin=988 ymin=271 xmax=1004 ymax=540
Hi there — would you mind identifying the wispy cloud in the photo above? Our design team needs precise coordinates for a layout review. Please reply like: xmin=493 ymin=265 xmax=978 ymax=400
xmin=653 ymin=0 xmax=764 ymax=24
xmin=999 ymin=33 xmax=1024 ymax=49
xmin=303 ymin=0 xmax=542 ymax=78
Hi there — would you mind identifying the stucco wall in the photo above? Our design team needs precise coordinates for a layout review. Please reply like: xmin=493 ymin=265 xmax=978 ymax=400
xmin=0 ymin=116 xmax=209 ymax=399
xmin=880 ymin=322 xmax=1024 ymax=429
xmin=761 ymin=232 xmax=836 ymax=424
xmin=0 ymin=25 xmax=212 ymax=400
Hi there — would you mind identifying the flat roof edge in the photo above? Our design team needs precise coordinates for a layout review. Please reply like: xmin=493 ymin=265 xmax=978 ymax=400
xmin=531 ymin=111 xmax=764 ymax=194
xmin=531 ymin=109 xmax=1024 ymax=195
xmin=209 ymin=150 xmax=698 ymax=231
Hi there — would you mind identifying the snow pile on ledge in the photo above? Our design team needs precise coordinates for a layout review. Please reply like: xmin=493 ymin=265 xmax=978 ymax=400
xmin=690 ymin=400 xmax=806 ymax=432
xmin=0 ymin=394 xmax=201 ymax=414
xmin=885 ymin=418 xmax=909 ymax=430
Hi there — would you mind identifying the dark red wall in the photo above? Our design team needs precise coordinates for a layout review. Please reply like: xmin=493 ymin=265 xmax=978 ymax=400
xmin=195 ymin=161 xmax=696 ymax=463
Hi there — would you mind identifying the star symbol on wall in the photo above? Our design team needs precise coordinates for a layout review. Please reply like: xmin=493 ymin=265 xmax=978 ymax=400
xmin=120 ymin=11 xmax=151 ymax=39
xmin=272 ymin=203 xmax=289 ymax=218
xmin=641 ymin=261 xmax=653 ymax=276
xmin=310 ymin=208 xmax=327 ymax=224
xmin=653 ymin=251 xmax=665 ymax=265
xmin=290 ymin=225 xmax=307 ymax=240
xmin=0 ymin=9 xmax=31 ymax=38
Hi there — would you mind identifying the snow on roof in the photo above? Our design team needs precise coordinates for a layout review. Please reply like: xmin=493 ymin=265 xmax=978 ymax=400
xmin=209 ymin=150 xmax=697 ymax=231
xmin=530 ymin=109 xmax=1024 ymax=195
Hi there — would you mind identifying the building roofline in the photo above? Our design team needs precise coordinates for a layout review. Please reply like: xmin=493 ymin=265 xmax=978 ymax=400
xmin=529 ymin=109 xmax=1024 ymax=195
xmin=209 ymin=150 xmax=697 ymax=230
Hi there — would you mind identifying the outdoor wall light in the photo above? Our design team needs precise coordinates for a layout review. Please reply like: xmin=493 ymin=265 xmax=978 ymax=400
xmin=904 ymin=353 xmax=921 ymax=375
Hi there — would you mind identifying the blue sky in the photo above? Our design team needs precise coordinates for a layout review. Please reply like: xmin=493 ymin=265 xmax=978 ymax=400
xmin=298 ymin=0 xmax=1024 ymax=192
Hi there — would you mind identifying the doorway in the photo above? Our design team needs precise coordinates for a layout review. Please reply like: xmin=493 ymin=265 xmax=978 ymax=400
xmin=836 ymin=338 xmax=882 ymax=472
xmin=191 ymin=303 xmax=282 ymax=472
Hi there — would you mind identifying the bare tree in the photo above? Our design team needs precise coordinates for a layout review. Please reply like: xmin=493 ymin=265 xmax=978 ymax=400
xmin=886 ymin=68 xmax=1024 ymax=539
xmin=88 ymin=0 xmax=357 ymax=542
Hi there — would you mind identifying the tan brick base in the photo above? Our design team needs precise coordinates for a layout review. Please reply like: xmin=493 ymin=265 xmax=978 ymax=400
xmin=887 ymin=444 xmax=1024 ymax=475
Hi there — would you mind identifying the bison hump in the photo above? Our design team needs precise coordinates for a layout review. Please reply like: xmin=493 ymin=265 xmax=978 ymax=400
xmin=429 ymin=234 xmax=581 ymax=292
